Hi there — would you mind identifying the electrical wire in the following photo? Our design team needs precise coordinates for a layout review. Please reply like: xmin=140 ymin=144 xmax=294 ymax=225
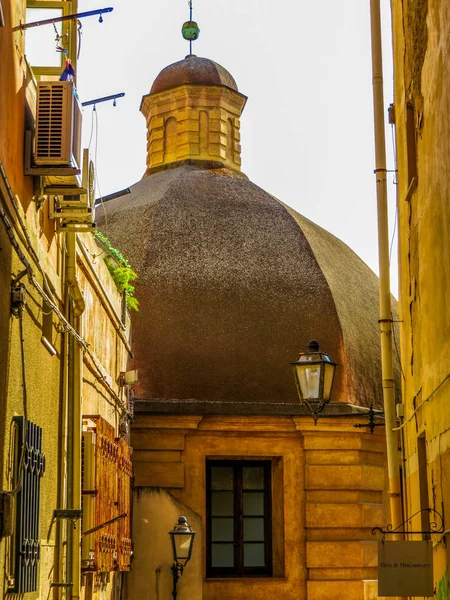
xmin=391 ymin=312 xmax=405 ymax=381
xmin=87 ymin=106 xmax=108 ymax=235
xmin=390 ymin=124 xmax=398 ymax=185
xmin=87 ymin=105 xmax=96 ymax=151
xmin=392 ymin=373 xmax=450 ymax=432
xmin=78 ymin=235 xmax=105 ymax=262
xmin=389 ymin=205 xmax=398 ymax=265
xmin=92 ymin=105 xmax=109 ymax=237
xmin=388 ymin=125 xmax=398 ymax=265
xmin=5 ymin=311 xmax=29 ymax=496
xmin=77 ymin=20 xmax=82 ymax=60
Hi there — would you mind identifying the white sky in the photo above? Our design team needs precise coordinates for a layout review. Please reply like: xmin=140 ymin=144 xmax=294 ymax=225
xmin=72 ymin=0 xmax=398 ymax=296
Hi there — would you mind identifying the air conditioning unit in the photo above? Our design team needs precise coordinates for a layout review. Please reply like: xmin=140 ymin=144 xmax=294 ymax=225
xmin=34 ymin=81 xmax=82 ymax=169
xmin=58 ymin=149 xmax=96 ymax=210
xmin=48 ymin=148 xmax=97 ymax=231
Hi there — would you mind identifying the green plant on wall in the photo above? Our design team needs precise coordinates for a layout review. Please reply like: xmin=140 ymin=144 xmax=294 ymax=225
xmin=437 ymin=567 xmax=449 ymax=600
xmin=94 ymin=231 xmax=139 ymax=311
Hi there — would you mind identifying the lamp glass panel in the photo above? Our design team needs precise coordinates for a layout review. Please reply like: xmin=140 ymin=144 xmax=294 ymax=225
xmin=323 ymin=362 xmax=336 ymax=400
xmin=306 ymin=365 xmax=321 ymax=399
xmin=25 ymin=8 xmax=63 ymax=67
xmin=296 ymin=363 xmax=321 ymax=399
xmin=174 ymin=533 xmax=193 ymax=561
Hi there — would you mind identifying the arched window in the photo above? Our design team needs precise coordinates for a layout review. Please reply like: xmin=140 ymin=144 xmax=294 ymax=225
xmin=164 ymin=117 xmax=177 ymax=158
xmin=227 ymin=118 xmax=234 ymax=161
xmin=200 ymin=111 xmax=209 ymax=154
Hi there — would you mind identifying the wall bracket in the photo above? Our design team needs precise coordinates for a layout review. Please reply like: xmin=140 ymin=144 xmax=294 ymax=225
xmin=372 ymin=508 xmax=445 ymax=537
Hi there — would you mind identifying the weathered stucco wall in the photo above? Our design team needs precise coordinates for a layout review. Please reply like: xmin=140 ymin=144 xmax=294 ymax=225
xmin=129 ymin=487 xmax=203 ymax=600
xmin=392 ymin=0 xmax=450 ymax=594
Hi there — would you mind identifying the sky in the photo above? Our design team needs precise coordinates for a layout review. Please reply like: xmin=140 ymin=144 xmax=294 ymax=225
xmin=71 ymin=0 xmax=398 ymax=295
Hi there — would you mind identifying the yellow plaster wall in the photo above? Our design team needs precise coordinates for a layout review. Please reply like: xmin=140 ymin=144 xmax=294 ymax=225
xmin=0 ymin=2 xmax=134 ymax=599
xmin=128 ymin=487 xmax=203 ymax=600
xmin=0 ymin=214 xmax=131 ymax=600
xmin=77 ymin=233 xmax=133 ymax=600
xmin=78 ymin=233 xmax=132 ymax=427
xmin=391 ymin=0 xmax=450 ymax=595
xmin=131 ymin=414 xmax=387 ymax=600
xmin=0 ymin=4 xmax=65 ymax=598
xmin=0 ymin=16 xmax=130 ymax=599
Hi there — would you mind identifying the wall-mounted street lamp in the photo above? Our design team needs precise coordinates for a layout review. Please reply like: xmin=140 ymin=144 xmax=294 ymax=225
xmin=291 ymin=339 xmax=338 ymax=424
xmin=291 ymin=339 xmax=385 ymax=431
xmin=169 ymin=516 xmax=196 ymax=600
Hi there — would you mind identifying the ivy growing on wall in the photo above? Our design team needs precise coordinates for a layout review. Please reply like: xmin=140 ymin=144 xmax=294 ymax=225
xmin=94 ymin=231 xmax=139 ymax=312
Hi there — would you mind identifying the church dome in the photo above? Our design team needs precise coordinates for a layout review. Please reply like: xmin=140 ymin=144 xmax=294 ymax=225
xmin=150 ymin=55 xmax=238 ymax=94
xmin=98 ymin=54 xmax=398 ymax=415
xmin=98 ymin=164 xmax=388 ymax=412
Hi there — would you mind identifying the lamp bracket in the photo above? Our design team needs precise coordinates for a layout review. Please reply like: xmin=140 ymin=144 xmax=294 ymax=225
xmin=18 ymin=7 xmax=113 ymax=31
xmin=171 ymin=562 xmax=184 ymax=600
xmin=372 ymin=508 xmax=444 ymax=538
xmin=81 ymin=93 xmax=125 ymax=108
xmin=353 ymin=405 xmax=385 ymax=434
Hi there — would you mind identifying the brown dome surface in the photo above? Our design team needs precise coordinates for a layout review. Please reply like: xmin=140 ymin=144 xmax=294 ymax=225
xmin=150 ymin=55 xmax=238 ymax=94
xmin=97 ymin=163 xmax=395 ymax=413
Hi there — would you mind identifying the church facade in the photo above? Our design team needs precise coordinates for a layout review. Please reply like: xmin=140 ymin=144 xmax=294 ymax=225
xmin=100 ymin=53 xmax=395 ymax=600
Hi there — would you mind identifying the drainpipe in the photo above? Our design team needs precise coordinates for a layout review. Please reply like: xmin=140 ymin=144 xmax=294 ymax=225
xmin=66 ymin=232 xmax=83 ymax=599
xmin=369 ymin=0 xmax=403 ymax=534
xmin=55 ymin=300 xmax=69 ymax=600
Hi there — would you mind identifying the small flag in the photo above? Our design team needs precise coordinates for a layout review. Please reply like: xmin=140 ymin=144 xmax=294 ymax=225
xmin=59 ymin=59 xmax=75 ymax=81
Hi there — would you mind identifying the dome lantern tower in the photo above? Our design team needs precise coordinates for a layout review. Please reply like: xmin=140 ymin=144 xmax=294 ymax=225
xmin=140 ymin=7 xmax=247 ymax=176
xmin=140 ymin=57 xmax=247 ymax=176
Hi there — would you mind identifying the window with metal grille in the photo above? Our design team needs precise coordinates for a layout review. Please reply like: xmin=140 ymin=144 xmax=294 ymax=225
xmin=8 ymin=417 xmax=46 ymax=594
xmin=206 ymin=460 xmax=272 ymax=578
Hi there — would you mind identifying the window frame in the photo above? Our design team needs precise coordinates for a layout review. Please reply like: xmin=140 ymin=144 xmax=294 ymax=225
xmin=25 ymin=1 xmax=73 ymax=77
xmin=206 ymin=459 xmax=273 ymax=578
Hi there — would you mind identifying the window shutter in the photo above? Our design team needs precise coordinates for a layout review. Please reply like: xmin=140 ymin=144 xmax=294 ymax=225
xmin=9 ymin=417 xmax=46 ymax=594
xmin=116 ymin=438 xmax=133 ymax=570
xmin=82 ymin=416 xmax=132 ymax=574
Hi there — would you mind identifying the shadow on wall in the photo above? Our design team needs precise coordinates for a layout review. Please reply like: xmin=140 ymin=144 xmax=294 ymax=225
xmin=128 ymin=487 xmax=203 ymax=600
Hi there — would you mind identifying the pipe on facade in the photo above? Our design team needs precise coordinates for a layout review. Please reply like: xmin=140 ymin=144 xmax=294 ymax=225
xmin=369 ymin=0 xmax=403 ymax=535
xmin=55 ymin=300 xmax=70 ymax=599
xmin=71 ymin=311 xmax=82 ymax=600
xmin=65 ymin=233 xmax=83 ymax=600
xmin=66 ymin=233 xmax=85 ymax=317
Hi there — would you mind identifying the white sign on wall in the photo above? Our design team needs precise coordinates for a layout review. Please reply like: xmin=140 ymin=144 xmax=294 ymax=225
xmin=378 ymin=540 xmax=433 ymax=597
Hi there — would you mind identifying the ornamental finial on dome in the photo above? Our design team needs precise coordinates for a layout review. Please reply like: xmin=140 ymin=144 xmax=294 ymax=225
xmin=182 ymin=1 xmax=200 ymax=57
